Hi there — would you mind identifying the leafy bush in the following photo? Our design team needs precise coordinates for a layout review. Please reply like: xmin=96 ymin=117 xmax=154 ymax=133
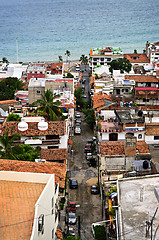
xmin=94 ymin=225 xmax=106 ymax=240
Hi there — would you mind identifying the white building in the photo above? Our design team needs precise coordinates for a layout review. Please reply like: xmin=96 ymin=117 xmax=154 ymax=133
xmin=0 ymin=171 xmax=59 ymax=240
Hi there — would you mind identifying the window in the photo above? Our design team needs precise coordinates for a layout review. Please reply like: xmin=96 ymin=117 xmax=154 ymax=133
xmin=154 ymin=136 xmax=159 ymax=140
xmin=143 ymin=98 xmax=149 ymax=102
xmin=101 ymin=58 xmax=104 ymax=61
xmin=138 ymin=134 xmax=142 ymax=139
xmin=37 ymin=90 xmax=41 ymax=94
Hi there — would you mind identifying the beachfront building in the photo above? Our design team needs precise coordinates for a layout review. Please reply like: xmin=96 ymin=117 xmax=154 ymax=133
xmin=26 ymin=63 xmax=46 ymax=82
xmin=89 ymin=46 xmax=123 ymax=69
xmin=0 ymin=171 xmax=59 ymax=240
xmin=146 ymin=41 xmax=159 ymax=64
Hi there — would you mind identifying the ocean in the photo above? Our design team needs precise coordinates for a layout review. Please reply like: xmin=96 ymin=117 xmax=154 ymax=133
xmin=0 ymin=0 xmax=159 ymax=62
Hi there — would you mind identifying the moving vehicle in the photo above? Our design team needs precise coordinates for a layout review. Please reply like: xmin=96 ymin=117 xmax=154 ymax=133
xmin=91 ymin=185 xmax=100 ymax=194
xmin=69 ymin=179 xmax=78 ymax=189
xmin=68 ymin=227 xmax=75 ymax=236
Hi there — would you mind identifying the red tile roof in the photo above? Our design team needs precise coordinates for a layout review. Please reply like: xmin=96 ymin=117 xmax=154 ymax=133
xmin=2 ymin=120 xmax=66 ymax=137
xmin=92 ymin=92 xmax=112 ymax=111
xmin=100 ymin=141 xmax=149 ymax=155
xmin=0 ymin=159 xmax=67 ymax=188
xmin=0 ymin=180 xmax=45 ymax=240
xmin=125 ymin=75 xmax=158 ymax=83
xmin=145 ymin=123 xmax=159 ymax=135
xmin=0 ymin=99 xmax=18 ymax=105
xmin=41 ymin=148 xmax=67 ymax=162
xmin=124 ymin=54 xmax=149 ymax=63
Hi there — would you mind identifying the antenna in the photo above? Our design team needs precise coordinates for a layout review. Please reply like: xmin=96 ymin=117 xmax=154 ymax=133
xmin=16 ymin=37 xmax=19 ymax=63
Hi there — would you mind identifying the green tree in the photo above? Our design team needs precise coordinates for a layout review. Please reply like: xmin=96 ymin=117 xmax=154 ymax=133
xmin=12 ymin=144 xmax=40 ymax=162
xmin=63 ymin=236 xmax=82 ymax=240
xmin=65 ymin=50 xmax=71 ymax=64
xmin=79 ymin=54 xmax=88 ymax=70
xmin=65 ymin=72 xmax=74 ymax=78
xmin=109 ymin=57 xmax=132 ymax=74
xmin=94 ymin=225 xmax=106 ymax=240
xmin=33 ymin=89 xmax=62 ymax=121
xmin=2 ymin=57 xmax=9 ymax=63
xmin=0 ymin=131 xmax=20 ymax=160
xmin=0 ymin=77 xmax=24 ymax=100
xmin=74 ymin=87 xmax=85 ymax=109
xmin=83 ymin=108 xmax=95 ymax=130
xmin=6 ymin=113 xmax=22 ymax=122
xmin=58 ymin=55 xmax=63 ymax=63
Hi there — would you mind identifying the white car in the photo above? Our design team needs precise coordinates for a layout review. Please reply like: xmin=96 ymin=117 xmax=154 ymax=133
xmin=68 ymin=213 xmax=76 ymax=225
xmin=75 ymin=112 xmax=81 ymax=118
xmin=75 ymin=127 xmax=81 ymax=135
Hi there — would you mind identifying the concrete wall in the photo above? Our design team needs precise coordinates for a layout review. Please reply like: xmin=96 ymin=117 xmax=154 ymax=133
xmin=31 ymin=175 xmax=59 ymax=240
xmin=145 ymin=135 xmax=159 ymax=144
xmin=29 ymin=86 xmax=45 ymax=104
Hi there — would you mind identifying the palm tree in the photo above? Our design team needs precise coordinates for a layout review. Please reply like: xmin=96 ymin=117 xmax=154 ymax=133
xmin=2 ymin=57 xmax=9 ymax=63
xmin=0 ymin=130 xmax=20 ymax=159
xmin=79 ymin=54 xmax=88 ymax=70
xmin=33 ymin=89 xmax=62 ymax=121
xmin=65 ymin=50 xmax=71 ymax=67
xmin=58 ymin=55 xmax=63 ymax=63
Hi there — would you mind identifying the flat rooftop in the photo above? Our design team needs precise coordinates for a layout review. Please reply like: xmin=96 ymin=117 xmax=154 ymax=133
xmin=118 ymin=174 xmax=159 ymax=240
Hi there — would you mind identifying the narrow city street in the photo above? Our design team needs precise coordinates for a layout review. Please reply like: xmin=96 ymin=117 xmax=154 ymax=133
xmin=68 ymin=112 xmax=102 ymax=240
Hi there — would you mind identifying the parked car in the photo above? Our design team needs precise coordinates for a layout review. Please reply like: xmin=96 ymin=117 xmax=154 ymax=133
xmin=91 ymin=185 xmax=100 ymax=194
xmin=75 ymin=112 xmax=81 ymax=118
xmin=68 ymin=227 xmax=75 ymax=236
xmin=82 ymin=85 xmax=85 ymax=89
xmin=75 ymin=119 xmax=81 ymax=124
xmin=82 ymin=78 xmax=86 ymax=84
xmin=66 ymin=212 xmax=76 ymax=225
xmin=75 ymin=122 xmax=81 ymax=127
xmin=69 ymin=179 xmax=78 ymax=189
xmin=87 ymin=139 xmax=94 ymax=145
xmin=84 ymin=143 xmax=92 ymax=153
xmin=68 ymin=202 xmax=76 ymax=213
xmin=74 ymin=127 xmax=81 ymax=135
xmin=86 ymin=152 xmax=93 ymax=160
xmin=82 ymin=94 xmax=87 ymax=98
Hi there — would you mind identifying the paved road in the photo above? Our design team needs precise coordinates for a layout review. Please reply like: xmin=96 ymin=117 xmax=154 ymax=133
xmin=68 ymin=112 xmax=102 ymax=239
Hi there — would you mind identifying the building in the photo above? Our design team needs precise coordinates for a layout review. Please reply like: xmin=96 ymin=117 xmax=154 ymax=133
xmin=146 ymin=41 xmax=159 ymax=64
xmin=118 ymin=174 xmax=159 ymax=240
xmin=46 ymin=63 xmax=63 ymax=75
xmin=125 ymin=74 xmax=159 ymax=105
xmin=90 ymin=46 xmax=123 ymax=69
xmin=99 ymin=137 xmax=151 ymax=174
xmin=145 ymin=123 xmax=159 ymax=145
xmin=2 ymin=116 xmax=68 ymax=152
xmin=0 ymin=170 xmax=59 ymax=240
xmin=28 ymin=78 xmax=74 ymax=105
xmin=26 ymin=64 xmax=46 ymax=82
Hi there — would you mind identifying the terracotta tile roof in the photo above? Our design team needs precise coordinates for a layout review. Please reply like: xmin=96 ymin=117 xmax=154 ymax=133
xmin=63 ymin=103 xmax=75 ymax=108
xmin=41 ymin=148 xmax=67 ymax=162
xmin=0 ymin=159 xmax=67 ymax=188
xmin=0 ymin=180 xmax=45 ymax=240
xmin=92 ymin=92 xmax=112 ymax=111
xmin=125 ymin=75 xmax=158 ymax=83
xmin=2 ymin=120 xmax=66 ymax=137
xmin=56 ymin=229 xmax=63 ymax=239
xmin=135 ymin=89 xmax=159 ymax=99
xmin=124 ymin=54 xmax=149 ymax=63
xmin=0 ymin=99 xmax=18 ymax=105
xmin=153 ymin=41 xmax=159 ymax=46
xmin=145 ymin=123 xmax=159 ymax=135
xmin=100 ymin=141 xmax=149 ymax=155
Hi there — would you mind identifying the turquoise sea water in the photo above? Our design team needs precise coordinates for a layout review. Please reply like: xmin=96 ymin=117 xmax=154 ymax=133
xmin=0 ymin=0 xmax=159 ymax=62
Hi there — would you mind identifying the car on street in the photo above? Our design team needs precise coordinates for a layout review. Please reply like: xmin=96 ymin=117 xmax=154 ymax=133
xmin=68 ymin=227 xmax=75 ymax=236
xmin=91 ymin=185 xmax=100 ymax=194
xmin=66 ymin=212 xmax=76 ymax=225
xmin=85 ymin=152 xmax=93 ymax=160
xmin=82 ymin=85 xmax=85 ymax=89
xmin=75 ymin=112 xmax=81 ymax=118
xmin=75 ymin=119 xmax=81 ymax=124
xmin=82 ymin=78 xmax=86 ymax=84
xmin=74 ymin=127 xmax=81 ymax=135
xmin=82 ymin=94 xmax=87 ymax=98
xmin=69 ymin=179 xmax=78 ymax=189
xmin=84 ymin=143 xmax=92 ymax=153
xmin=75 ymin=122 xmax=81 ymax=127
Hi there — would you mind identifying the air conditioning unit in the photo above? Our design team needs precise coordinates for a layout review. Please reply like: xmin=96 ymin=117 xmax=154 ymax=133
xmin=38 ymin=214 xmax=44 ymax=232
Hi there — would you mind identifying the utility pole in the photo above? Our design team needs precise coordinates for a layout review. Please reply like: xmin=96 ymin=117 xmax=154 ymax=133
xmin=16 ymin=37 xmax=19 ymax=63
xmin=145 ymin=207 xmax=158 ymax=239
